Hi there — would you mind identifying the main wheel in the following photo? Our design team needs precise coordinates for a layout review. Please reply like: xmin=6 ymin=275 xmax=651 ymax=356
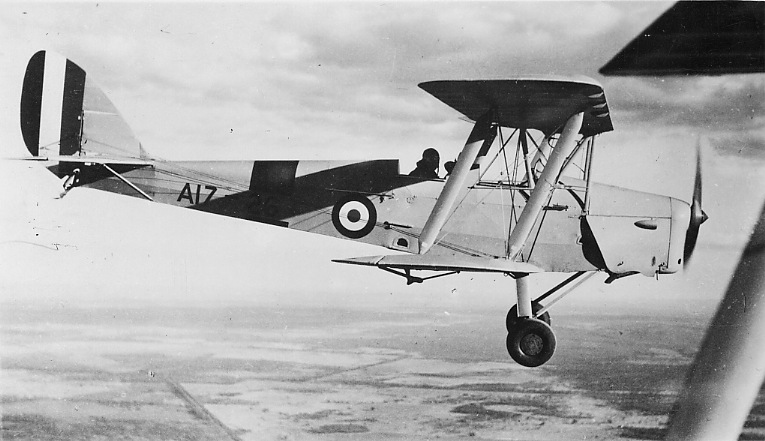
xmin=506 ymin=318 xmax=557 ymax=367
xmin=506 ymin=301 xmax=550 ymax=332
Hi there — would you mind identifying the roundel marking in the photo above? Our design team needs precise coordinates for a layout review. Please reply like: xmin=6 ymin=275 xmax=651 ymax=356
xmin=347 ymin=209 xmax=361 ymax=223
xmin=332 ymin=194 xmax=377 ymax=239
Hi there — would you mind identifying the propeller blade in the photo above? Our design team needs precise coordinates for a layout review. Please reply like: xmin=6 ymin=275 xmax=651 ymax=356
xmin=684 ymin=140 xmax=708 ymax=268
xmin=684 ymin=223 xmax=701 ymax=267
xmin=693 ymin=141 xmax=703 ymax=208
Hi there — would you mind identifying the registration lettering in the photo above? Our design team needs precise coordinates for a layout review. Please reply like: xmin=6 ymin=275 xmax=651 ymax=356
xmin=177 ymin=183 xmax=217 ymax=204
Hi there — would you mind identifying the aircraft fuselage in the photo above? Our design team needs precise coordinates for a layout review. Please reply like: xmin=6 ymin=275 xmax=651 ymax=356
xmin=68 ymin=158 xmax=688 ymax=277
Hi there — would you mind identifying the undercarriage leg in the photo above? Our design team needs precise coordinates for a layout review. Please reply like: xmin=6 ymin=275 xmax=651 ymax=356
xmin=516 ymin=275 xmax=532 ymax=318
xmin=505 ymin=272 xmax=596 ymax=367
xmin=507 ymin=273 xmax=557 ymax=367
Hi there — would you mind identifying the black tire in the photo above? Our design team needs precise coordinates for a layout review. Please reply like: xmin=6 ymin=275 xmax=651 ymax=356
xmin=506 ymin=301 xmax=550 ymax=332
xmin=506 ymin=318 xmax=557 ymax=367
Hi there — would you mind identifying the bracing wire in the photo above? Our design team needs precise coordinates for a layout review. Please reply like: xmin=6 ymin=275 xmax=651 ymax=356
xmin=497 ymin=126 xmax=508 ymax=255
xmin=477 ymin=128 xmax=517 ymax=183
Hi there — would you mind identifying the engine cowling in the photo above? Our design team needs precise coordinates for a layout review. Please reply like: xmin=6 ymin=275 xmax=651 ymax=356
xmin=583 ymin=184 xmax=687 ymax=276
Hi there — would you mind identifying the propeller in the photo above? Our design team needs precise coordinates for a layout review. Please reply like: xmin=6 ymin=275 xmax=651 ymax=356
xmin=683 ymin=143 xmax=709 ymax=268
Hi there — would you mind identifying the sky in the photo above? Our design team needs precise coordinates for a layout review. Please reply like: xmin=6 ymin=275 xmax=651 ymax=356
xmin=0 ymin=2 xmax=763 ymax=313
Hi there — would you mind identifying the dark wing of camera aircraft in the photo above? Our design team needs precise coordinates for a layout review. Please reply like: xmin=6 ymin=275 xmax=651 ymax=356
xmin=17 ymin=49 xmax=707 ymax=368
xmin=599 ymin=1 xmax=765 ymax=439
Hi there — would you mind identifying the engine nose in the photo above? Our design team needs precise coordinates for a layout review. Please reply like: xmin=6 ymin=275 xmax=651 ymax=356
xmin=664 ymin=147 xmax=707 ymax=273
xmin=665 ymin=198 xmax=692 ymax=273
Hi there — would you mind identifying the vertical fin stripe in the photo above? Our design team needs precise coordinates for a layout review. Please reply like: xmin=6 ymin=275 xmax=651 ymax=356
xmin=39 ymin=52 xmax=66 ymax=156
xmin=20 ymin=51 xmax=46 ymax=156
xmin=60 ymin=60 xmax=86 ymax=156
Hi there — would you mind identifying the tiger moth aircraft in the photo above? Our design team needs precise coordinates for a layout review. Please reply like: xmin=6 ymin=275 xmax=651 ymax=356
xmin=18 ymin=50 xmax=708 ymax=367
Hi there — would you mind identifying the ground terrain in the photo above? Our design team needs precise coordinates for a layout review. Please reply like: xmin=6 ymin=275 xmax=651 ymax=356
xmin=2 ymin=304 xmax=764 ymax=440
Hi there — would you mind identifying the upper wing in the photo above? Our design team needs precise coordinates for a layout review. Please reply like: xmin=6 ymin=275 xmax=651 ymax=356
xmin=419 ymin=77 xmax=612 ymax=137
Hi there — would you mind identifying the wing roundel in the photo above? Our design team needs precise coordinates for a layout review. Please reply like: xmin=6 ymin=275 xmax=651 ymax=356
xmin=331 ymin=194 xmax=378 ymax=239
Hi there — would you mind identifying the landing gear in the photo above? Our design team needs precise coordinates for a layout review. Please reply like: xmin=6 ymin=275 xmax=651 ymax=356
xmin=506 ymin=301 xmax=550 ymax=331
xmin=504 ymin=272 xmax=594 ymax=367
xmin=506 ymin=318 xmax=556 ymax=367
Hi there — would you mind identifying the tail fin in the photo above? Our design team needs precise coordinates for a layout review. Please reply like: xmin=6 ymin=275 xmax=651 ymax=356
xmin=20 ymin=50 xmax=144 ymax=161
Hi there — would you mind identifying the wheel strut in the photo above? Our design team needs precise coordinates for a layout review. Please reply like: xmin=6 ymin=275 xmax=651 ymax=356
xmin=505 ymin=271 xmax=596 ymax=367
xmin=515 ymin=274 xmax=533 ymax=318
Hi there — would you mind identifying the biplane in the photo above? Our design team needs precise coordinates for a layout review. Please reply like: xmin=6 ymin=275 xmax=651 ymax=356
xmin=17 ymin=50 xmax=707 ymax=367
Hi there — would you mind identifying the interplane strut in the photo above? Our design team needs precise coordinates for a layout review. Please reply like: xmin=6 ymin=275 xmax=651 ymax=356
xmin=506 ymin=112 xmax=583 ymax=260
xmin=418 ymin=110 xmax=496 ymax=254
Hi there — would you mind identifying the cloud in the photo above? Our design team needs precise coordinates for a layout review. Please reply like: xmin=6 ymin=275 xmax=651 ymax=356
xmin=603 ymin=75 xmax=765 ymax=159
xmin=607 ymin=76 xmax=764 ymax=128
xmin=4 ymin=1 xmax=758 ymax=165
xmin=708 ymin=130 xmax=765 ymax=160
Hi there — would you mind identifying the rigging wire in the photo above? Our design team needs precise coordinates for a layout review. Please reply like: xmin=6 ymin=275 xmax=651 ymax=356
xmin=434 ymin=129 xmax=510 ymax=255
xmin=477 ymin=128 xmax=517 ymax=182
xmin=497 ymin=126 xmax=508 ymax=255
xmin=561 ymin=138 xmax=588 ymax=178
xmin=508 ymin=131 xmax=522 ymax=257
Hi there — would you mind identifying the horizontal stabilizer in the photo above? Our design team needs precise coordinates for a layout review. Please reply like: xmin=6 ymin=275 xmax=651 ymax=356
xmin=333 ymin=254 xmax=543 ymax=274
xmin=10 ymin=155 xmax=152 ymax=166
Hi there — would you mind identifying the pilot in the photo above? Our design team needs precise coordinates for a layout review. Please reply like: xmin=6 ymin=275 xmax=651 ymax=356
xmin=444 ymin=160 xmax=456 ymax=177
xmin=409 ymin=148 xmax=440 ymax=179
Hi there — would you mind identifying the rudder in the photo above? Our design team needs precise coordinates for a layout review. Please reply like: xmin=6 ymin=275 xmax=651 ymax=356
xmin=20 ymin=50 xmax=143 ymax=161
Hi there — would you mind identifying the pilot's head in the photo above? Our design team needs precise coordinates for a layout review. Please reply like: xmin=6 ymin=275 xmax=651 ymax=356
xmin=421 ymin=148 xmax=440 ymax=170
xmin=444 ymin=160 xmax=456 ymax=175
